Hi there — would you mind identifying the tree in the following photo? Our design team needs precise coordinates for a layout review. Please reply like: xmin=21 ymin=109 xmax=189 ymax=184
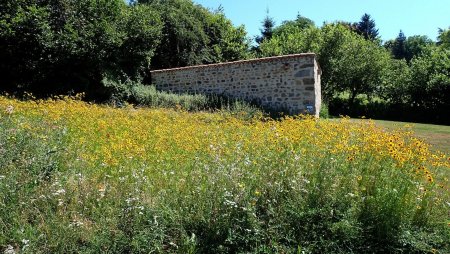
xmin=437 ymin=27 xmax=450 ymax=49
xmin=203 ymin=8 xmax=251 ymax=62
xmin=114 ymin=4 xmax=163 ymax=80
xmin=272 ymin=13 xmax=314 ymax=36
xmin=336 ymin=21 xmax=358 ymax=34
xmin=391 ymin=30 xmax=407 ymax=59
xmin=327 ymin=28 xmax=390 ymax=106
xmin=387 ymin=32 xmax=433 ymax=62
xmin=0 ymin=0 xmax=53 ymax=92
xmin=404 ymin=35 xmax=433 ymax=62
xmin=0 ymin=0 xmax=163 ymax=96
xmin=381 ymin=59 xmax=411 ymax=104
xmin=356 ymin=13 xmax=379 ymax=40
xmin=139 ymin=0 xmax=250 ymax=69
xmin=317 ymin=24 xmax=357 ymax=100
xmin=255 ymin=9 xmax=275 ymax=44
xmin=408 ymin=47 xmax=450 ymax=111
xmin=259 ymin=26 xmax=321 ymax=57
xmin=260 ymin=23 xmax=391 ymax=102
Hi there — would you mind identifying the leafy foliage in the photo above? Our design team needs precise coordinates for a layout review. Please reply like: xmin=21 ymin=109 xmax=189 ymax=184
xmin=386 ymin=32 xmax=433 ymax=62
xmin=381 ymin=59 xmax=411 ymax=104
xmin=260 ymin=23 xmax=389 ymax=102
xmin=259 ymin=26 xmax=321 ymax=57
xmin=408 ymin=47 xmax=450 ymax=111
xmin=437 ymin=27 xmax=450 ymax=49
xmin=0 ymin=0 xmax=250 ymax=96
xmin=327 ymin=31 xmax=390 ymax=105
xmin=0 ymin=0 xmax=162 ymax=97
xmin=272 ymin=13 xmax=315 ymax=37
xmin=139 ymin=0 xmax=250 ymax=69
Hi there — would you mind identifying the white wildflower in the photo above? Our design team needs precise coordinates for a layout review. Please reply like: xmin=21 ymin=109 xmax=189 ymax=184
xmin=5 ymin=105 xmax=14 ymax=115
xmin=69 ymin=220 xmax=84 ymax=227
xmin=53 ymin=189 xmax=66 ymax=196
xmin=169 ymin=242 xmax=178 ymax=249
xmin=3 ymin=245 xmax=15 ymax=254
xmin=153 ymin=215 xmax=159 ymax=226
xmin=223 ymin=190 xmax=232 ymax=197
xmin=125 ymin=197 xmax=138 ymax=205
xmin=21 ymin=239 xmax=29 ymax=250
xmin=224 ymin=199 xmax=237 ymax=208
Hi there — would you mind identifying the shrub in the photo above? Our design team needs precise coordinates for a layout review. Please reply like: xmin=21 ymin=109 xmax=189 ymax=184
xmin=319 ymin=103 xmax=330 ymax=118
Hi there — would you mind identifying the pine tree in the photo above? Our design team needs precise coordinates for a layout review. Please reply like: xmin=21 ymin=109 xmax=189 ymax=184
xmin=256 ymin=9 xmax=275 ymax=44
xmin=356 ymin=13 xmax=379 ymax=40
xmin=392 ymin=30 xmax=407 ymax=59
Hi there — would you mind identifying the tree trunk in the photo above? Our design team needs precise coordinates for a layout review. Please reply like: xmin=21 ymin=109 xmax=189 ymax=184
xmin=349 ymin=90 xmax=358 ymax=109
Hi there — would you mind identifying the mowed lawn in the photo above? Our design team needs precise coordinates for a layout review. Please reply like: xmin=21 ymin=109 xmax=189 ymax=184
xmin=352 ymin=119 xmax=450 ymax=155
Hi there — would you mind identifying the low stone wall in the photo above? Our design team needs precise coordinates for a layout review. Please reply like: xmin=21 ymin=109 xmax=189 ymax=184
xmin=150 ymin=53 xmax=321 ymax=116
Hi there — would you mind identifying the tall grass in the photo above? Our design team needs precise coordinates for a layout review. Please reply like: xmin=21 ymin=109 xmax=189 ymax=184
xmin=102 ymin=78 xmax=262 ymax=119
xmin=0 ymin=96 xmax=449 ymax=253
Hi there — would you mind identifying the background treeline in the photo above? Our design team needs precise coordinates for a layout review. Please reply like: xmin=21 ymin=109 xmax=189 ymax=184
xmin=0 ymin=0 xmax=250 ymax=99
xmin=256 ymin=14 xmax=450 ymax=124
xmin=1 ymin=0 xmax=449 ymax=123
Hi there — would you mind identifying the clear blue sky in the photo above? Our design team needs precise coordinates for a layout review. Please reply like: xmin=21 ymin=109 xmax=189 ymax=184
xmin=193 ymin=0 xmax=450 ymax=42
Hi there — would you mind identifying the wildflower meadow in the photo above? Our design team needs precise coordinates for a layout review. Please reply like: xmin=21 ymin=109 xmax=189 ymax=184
xmin=0 ymin=95 xmax=448 ymax=253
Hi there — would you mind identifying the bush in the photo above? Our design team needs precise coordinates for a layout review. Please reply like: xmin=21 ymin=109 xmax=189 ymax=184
xmin=329 ymin=96 xmax=450 ymax=125
xmin=319 ymin=103 xmax=330 ymax=118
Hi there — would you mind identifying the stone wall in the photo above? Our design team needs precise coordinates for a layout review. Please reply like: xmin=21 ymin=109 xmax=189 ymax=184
xmin=150 ymin=53 xmax=322 ymax=116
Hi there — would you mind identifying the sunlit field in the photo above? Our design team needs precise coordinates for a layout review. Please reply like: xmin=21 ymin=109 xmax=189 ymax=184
xmin=1 ymin=96 xmax=449 ymax=253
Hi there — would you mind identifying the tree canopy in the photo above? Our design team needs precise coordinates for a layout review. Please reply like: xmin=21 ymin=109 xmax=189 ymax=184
xmin=272 ymin=13 xmax=315 ymax=36
xmin=0 ymin=0 xmax=163 ymax=97
xmin=138 ymin=0 xmax=250 ymax=69
xmin=437 ymin=27 xmax=450 ymax=49
xmin=0 ymin=0 xmax=250 ymax=96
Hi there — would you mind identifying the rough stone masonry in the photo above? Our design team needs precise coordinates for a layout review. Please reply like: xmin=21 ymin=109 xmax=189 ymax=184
xmin=150 ymin=53 xmax=322 ymax=117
